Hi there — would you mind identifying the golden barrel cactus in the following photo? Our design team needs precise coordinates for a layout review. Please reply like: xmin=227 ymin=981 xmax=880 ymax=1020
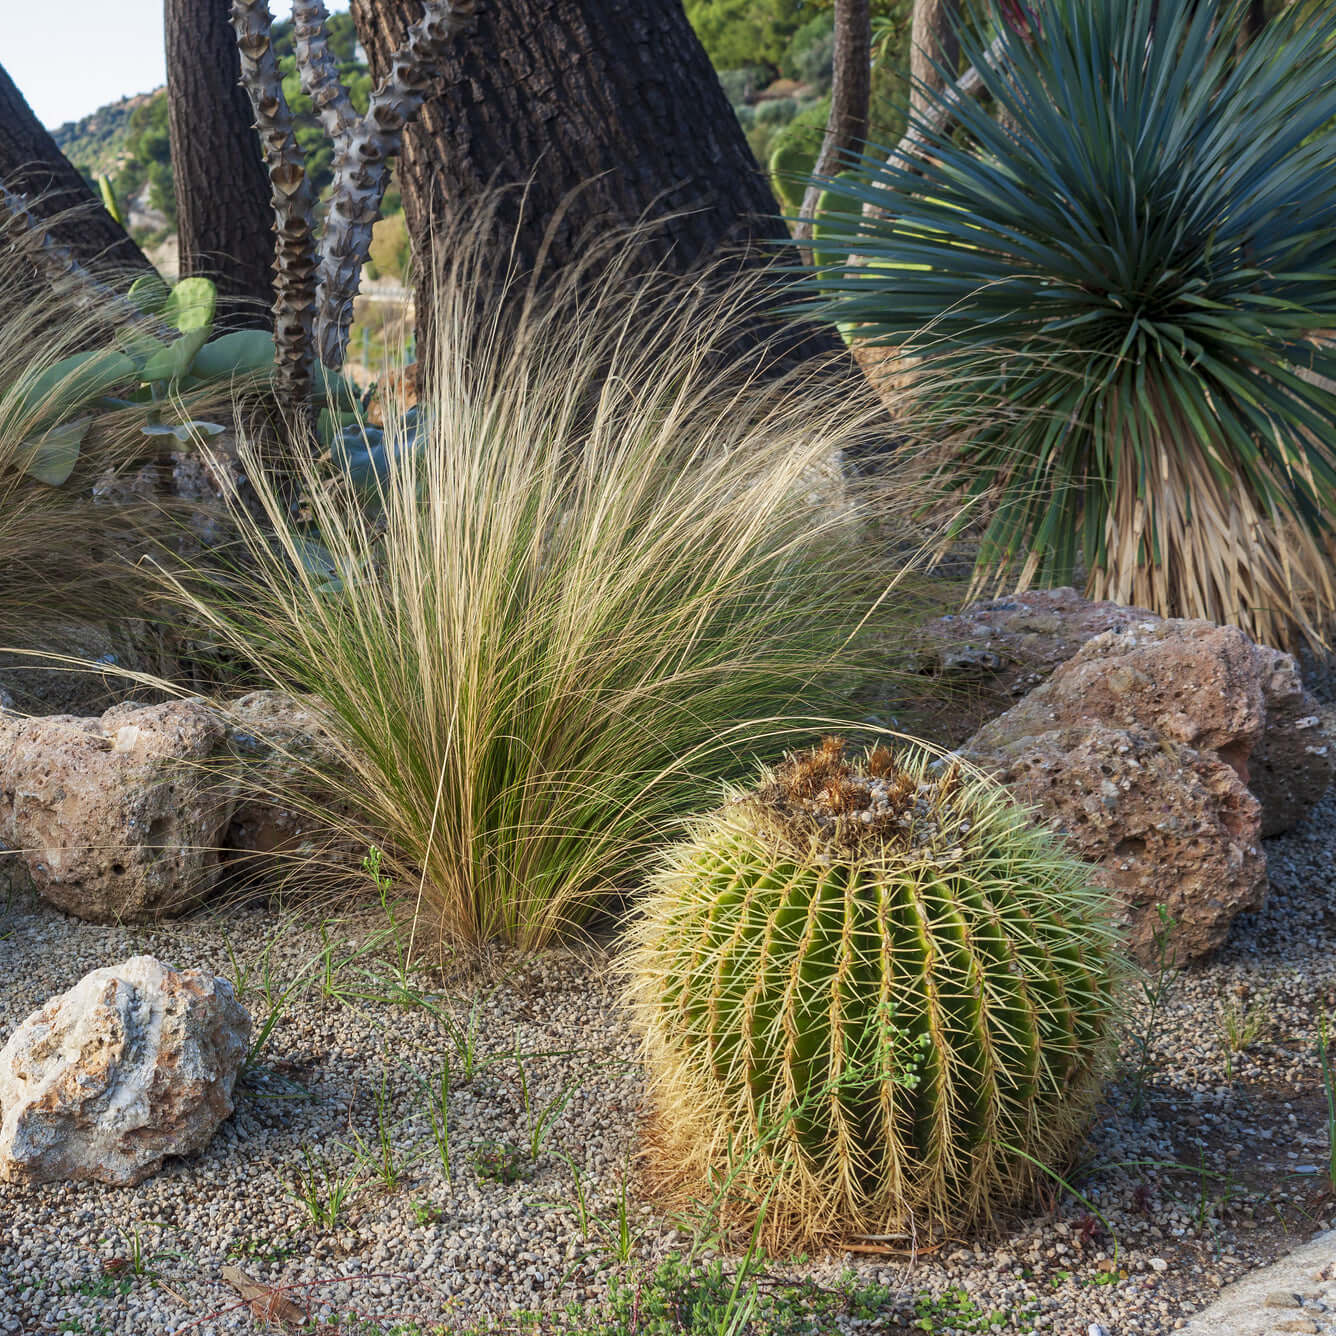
xmin=625 ymin=738 xmax=1124 ymax=1247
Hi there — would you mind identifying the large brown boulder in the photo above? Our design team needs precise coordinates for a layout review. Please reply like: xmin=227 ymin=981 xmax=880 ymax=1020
xmin=0 ymin=955 xmax=249 ymax=1186
xmin=0 ymin=699 xmax=237 ymax=921
xmin=960 ymin=620 xmax=1272 ymax=964
xmin=0 ymin=693 xmax=356 ymax=920
xmin=916 ymin=590 xmax=1331 ymax=836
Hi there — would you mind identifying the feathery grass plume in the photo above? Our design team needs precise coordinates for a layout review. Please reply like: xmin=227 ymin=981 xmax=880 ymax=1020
xmin=802 ymin=0 xmax=1336 ymax=649
xmin=625 ymin=738 xmax=1125 ymax=1249
xmin=154 ymin=203 xmax=936 ymax=951
xmin=0 ymin=201 xmax=177 ymax=650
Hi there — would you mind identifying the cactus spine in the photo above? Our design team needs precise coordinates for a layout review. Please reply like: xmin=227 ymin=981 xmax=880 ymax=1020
xmin=626 ymin=738 xmax=1123 ymax=1248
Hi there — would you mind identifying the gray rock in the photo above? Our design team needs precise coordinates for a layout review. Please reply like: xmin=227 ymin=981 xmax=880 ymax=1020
xmin=0 ymin=955 xmax=249 ymax=1186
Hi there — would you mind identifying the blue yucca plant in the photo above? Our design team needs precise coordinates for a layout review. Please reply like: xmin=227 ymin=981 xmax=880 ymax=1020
xmin=805 ymin=0 xmax=1336 ymax=648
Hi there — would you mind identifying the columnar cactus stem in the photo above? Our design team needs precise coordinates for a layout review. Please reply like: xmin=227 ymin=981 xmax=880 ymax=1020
xmin=290 ymin=0 xmax=361 ymax=141
xmin=231 ymin=0 xmax=476 ymax=391
xmin=310 ymin=0 xmax=477 ymax=371
xmin=229 ymin=0 xmax=319 ymax=419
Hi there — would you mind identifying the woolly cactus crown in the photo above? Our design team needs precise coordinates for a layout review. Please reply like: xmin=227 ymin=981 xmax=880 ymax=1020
xmin=625 ymin=737 xmax=1124 ymax=1248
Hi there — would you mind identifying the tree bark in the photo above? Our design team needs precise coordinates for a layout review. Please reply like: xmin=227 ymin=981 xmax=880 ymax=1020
xmin=797 ymin=0 xmax=871 ymax=246
xmin=347 ymin=0 xmax=798 ymax=325
xmin=909 ymin=0 xmax=961 ymax=124
xmin=0 ymin=61 xmax=153 ymax=275
xmin=166 ymin=0 xmax=275 ymax=328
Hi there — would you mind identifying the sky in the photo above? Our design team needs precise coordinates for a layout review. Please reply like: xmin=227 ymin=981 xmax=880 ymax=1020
xmin=6 ymin=0 xmax=351 ymax=129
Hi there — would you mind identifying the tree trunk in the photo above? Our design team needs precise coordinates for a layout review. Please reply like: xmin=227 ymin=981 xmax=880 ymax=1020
xmin=797 ymin=0 xmax=871 ymax=246
xmin=166 ymin=0 xmax=275 ymax=328
xmin=909 ymin=0 xmax=961 ymax=124
xmin=347 ymin=0 xmax=806 ymax=340
xmin=1242 ymin=0 xmax=1268 ymax=41
xmin=0 ymin=61 xmax=153 ymax=275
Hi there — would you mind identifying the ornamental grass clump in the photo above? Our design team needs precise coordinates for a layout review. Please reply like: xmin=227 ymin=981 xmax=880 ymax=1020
xmin=0 ymin=204 xmax=169 ymax=646
xmin=805 ymin=0 xmax=1336 ymax=649
xmin=160 ymin=211 xmax=930 ymax=951
xmin=626 ymin=737 xmax=1124 ymax=1248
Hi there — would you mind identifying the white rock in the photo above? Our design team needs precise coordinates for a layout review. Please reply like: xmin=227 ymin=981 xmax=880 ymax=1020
xmin=0 ymin=955 xmax=250 ymax=1186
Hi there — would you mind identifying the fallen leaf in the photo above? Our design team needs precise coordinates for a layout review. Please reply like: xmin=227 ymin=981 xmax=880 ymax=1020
xmin=220 ymin=1265 xmax=308 ymax=1328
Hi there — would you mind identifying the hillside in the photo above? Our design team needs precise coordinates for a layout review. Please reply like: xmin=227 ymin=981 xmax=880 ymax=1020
xmin=46 ymin=12 xmax=371 ymax=243
xmin=50 ymin=91 xmax=157 ymax=180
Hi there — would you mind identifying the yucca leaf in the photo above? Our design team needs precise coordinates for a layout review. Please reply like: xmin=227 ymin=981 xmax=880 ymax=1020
xmin=796 ymin=0 xmax=1336 ymax=645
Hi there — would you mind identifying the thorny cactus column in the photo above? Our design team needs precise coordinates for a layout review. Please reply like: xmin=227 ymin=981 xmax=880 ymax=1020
xmin=293 ymin=0 xmax=477 ymax=371
xmin=230 ymin=0 xmax=477 ymax=428
xmin=230 ymin=0 xmax=320 ymax=418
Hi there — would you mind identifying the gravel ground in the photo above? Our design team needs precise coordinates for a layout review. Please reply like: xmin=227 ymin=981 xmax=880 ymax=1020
xmin=2 ymin=732 xmax=1336 ymax=1335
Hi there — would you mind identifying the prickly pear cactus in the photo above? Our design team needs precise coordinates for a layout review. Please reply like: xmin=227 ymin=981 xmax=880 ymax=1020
xmin=625 ymin=737 xmax=1123 ymax=1247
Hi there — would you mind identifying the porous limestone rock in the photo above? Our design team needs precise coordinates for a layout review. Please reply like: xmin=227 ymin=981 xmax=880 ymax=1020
xmin=0 ymin=699 xmax=236 ymax=921
xmin=222 ymin=691 xmax=356 ymax=874
xmin=0 ymin=955 xmax=250 ymax=1186
xmin=964 ymin=723 xmax=1264 ymax=964
xmin=914 ymin=588 xmax=1156 ymax=738
xmin=917 ymin=590 xmax=1331 ymax=835
xmin=0 ymin=692 xmax=356 ymax=919
xmin=960 ymin=620 xmax=1271 ymax=963
xmin=1248 ymin=645 xmax=1333 ymax=838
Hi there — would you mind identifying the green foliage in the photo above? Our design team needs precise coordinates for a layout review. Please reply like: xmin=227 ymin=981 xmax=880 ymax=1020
xmin=275 ymin=12 xmax=373 ymax=200
xmin=766 ymin=98 xmax=831 ymax=211
xmin=114 ymin=93 xmax=175 ymax=234
xmin=809 ymin=173 xmax=866 ymax=272
xmin=803 ymin=0 xmax=1336 ymax=647
xmin=0 ymin=264 xmax=361 ymax=477
xmin=597 ymin=1257 xmax=893 ymax=1336
xmin=782 ymin=13 xmax=835 ymax=85
xmin=365 ymin=212 xmax=412 ymax=284
xmin=95 ymin=174 xmax=124 ymax=227
xmin=754 ymin=97 xmax=799 ymax=127
xmin=0 ymin=225 xmax=182 ymax=642
xmin=913 ymin=1287 xmax=1021 ymax=1333
xmin=685 ymin=0 xmax=809 ymax=73
xmin=714 ymin=66 xmax=770 ymax=105
xmin=51 ymin=95 xmax=146 ymax=181
xmin=627 ymin=738 xmax=1123 ymax=1247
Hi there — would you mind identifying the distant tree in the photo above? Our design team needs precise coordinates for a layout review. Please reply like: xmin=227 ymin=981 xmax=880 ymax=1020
xmin=116 ymin=95 xmax=176 ymax=230
xmin=684 ymin=0 xmax=808 ymax=73
xmin=0 ymin=61 xmax=153 ymax=274
xmin=166 ymin=0 xmax=275 ymax=325
xmin=797 ymin=0 xmax=871 ymax=244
